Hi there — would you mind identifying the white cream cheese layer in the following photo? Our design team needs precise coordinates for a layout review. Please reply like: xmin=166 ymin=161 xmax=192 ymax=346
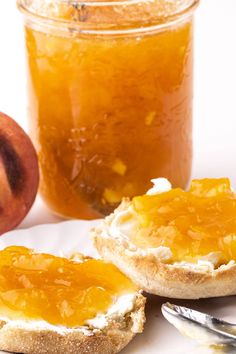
xmin=0 ymin=293 xmax=137 ymax=336
xmin=146 ymin=178 xmax=172 ymax=195
xmin=103 ymin=178 xmax=236 ymax=272
xmin=87 ymin=293 xmax=137 ymax=329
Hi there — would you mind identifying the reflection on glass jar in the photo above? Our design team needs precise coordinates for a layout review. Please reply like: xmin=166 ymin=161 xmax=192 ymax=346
xmin=18 ymin=0 xmax=199 ymax=219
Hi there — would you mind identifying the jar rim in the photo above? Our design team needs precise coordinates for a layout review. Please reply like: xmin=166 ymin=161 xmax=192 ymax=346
xmin=17 ymin=0 xmax=200 ymax=36
xmin=55 ymin=0 xmax=196 ymax=8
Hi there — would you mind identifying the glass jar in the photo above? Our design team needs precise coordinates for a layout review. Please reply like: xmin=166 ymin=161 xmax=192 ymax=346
xmin=18 ymin=0 xmax=199 ymax=219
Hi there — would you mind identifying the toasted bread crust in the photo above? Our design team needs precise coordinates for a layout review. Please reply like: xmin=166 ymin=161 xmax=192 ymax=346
xmin=0 ymin=294 xmax=145 ymax=354
xmin=93 ymin=205 xmax=236 ymax=300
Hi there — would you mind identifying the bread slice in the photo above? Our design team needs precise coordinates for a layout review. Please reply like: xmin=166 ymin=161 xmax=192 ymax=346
xmin=93 ymin=200 xmax=236 ymax=300
xmin=0 ymin=253 xmax=145 ymax=354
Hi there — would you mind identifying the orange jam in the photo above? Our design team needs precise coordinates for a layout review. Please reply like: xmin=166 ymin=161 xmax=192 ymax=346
xmin=131 ymin=178 xmax=236 ymax=264
xmin=18 ymin=0 xmax=199 ymax=219
xmin=0 ymin=246 xmax=137 ymax=327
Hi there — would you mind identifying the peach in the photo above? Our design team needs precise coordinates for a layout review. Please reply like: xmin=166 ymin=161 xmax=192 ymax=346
xmin=0 ymin=113 xmax=39 ymax=234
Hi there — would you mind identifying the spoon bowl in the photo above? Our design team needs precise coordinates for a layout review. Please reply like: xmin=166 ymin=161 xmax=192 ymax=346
xmin=162 ymin=303 xmax=236 ymax=347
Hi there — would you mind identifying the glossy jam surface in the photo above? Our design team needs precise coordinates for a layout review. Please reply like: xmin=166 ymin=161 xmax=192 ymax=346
xmin=0 ymin=247 xmax=137 ymax=327
xmin=132 ymin=179 xmax=236 ymax=264
xmin=25 ymin=4 xmax=193 ymax=219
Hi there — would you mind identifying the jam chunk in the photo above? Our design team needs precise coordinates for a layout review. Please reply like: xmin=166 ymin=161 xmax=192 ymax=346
xmin=0 ymin=247 xmax=137 ymax=327
xmin=132 ymin=179 xmax=236 ymax=264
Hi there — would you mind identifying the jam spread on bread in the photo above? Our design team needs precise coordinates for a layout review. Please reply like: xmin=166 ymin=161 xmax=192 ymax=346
xmin=131 ymin=178 xmax=236 ymax=264
xmin=0 ymin=246 xmax=137 ymax=327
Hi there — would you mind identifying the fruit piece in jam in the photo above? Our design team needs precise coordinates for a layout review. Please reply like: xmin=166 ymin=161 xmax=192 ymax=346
xmin=131 ymin=178 xmax=236 ymax=265
xmin=0 ymin=246 xmax=137 ymax=327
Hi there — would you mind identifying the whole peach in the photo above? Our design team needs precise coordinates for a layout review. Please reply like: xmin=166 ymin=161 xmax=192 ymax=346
xmin=0 ymin=113 xmax=39 ymax=234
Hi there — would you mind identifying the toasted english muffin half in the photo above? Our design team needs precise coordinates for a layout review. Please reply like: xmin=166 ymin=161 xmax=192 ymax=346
xmin=0 ymin=249 xmax=145 ymax=354
xmin=93 ymin=178 xmax=236 ymax=300
xmin=0 ymin=294 xmax=145 ymax=354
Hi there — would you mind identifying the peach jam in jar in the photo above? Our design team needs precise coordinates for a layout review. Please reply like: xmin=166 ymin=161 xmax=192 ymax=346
xmin=18 ymin=0 xmax=199 ymax=219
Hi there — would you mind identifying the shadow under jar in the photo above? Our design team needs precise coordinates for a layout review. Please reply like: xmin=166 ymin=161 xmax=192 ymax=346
xmin=18 ymin=0 xmax=199 ymax=219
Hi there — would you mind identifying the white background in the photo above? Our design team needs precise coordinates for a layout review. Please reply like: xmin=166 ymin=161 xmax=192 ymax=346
xmin=1 ymin=3 xmax=236 ymax=354
xmin=0 ymin=0 xmax=236 ymax=227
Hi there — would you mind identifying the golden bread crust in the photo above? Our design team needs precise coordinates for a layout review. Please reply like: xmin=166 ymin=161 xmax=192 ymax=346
xmin=93 ymin=204 xmax=236 ymax=300
xmin=0 ymin=294 xmax=145 ymax=354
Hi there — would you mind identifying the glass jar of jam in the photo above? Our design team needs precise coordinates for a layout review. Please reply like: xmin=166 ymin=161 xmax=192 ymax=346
xmin=18 ymin=0 xmax=199 ymax=219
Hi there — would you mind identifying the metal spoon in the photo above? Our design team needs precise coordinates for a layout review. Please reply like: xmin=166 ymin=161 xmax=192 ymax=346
xmin=162 ymin=302 xmax=236 ymax=347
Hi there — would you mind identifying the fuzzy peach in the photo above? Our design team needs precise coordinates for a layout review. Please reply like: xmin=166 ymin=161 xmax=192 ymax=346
xmin=0 ymin=113 xmax=39 ymax=234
